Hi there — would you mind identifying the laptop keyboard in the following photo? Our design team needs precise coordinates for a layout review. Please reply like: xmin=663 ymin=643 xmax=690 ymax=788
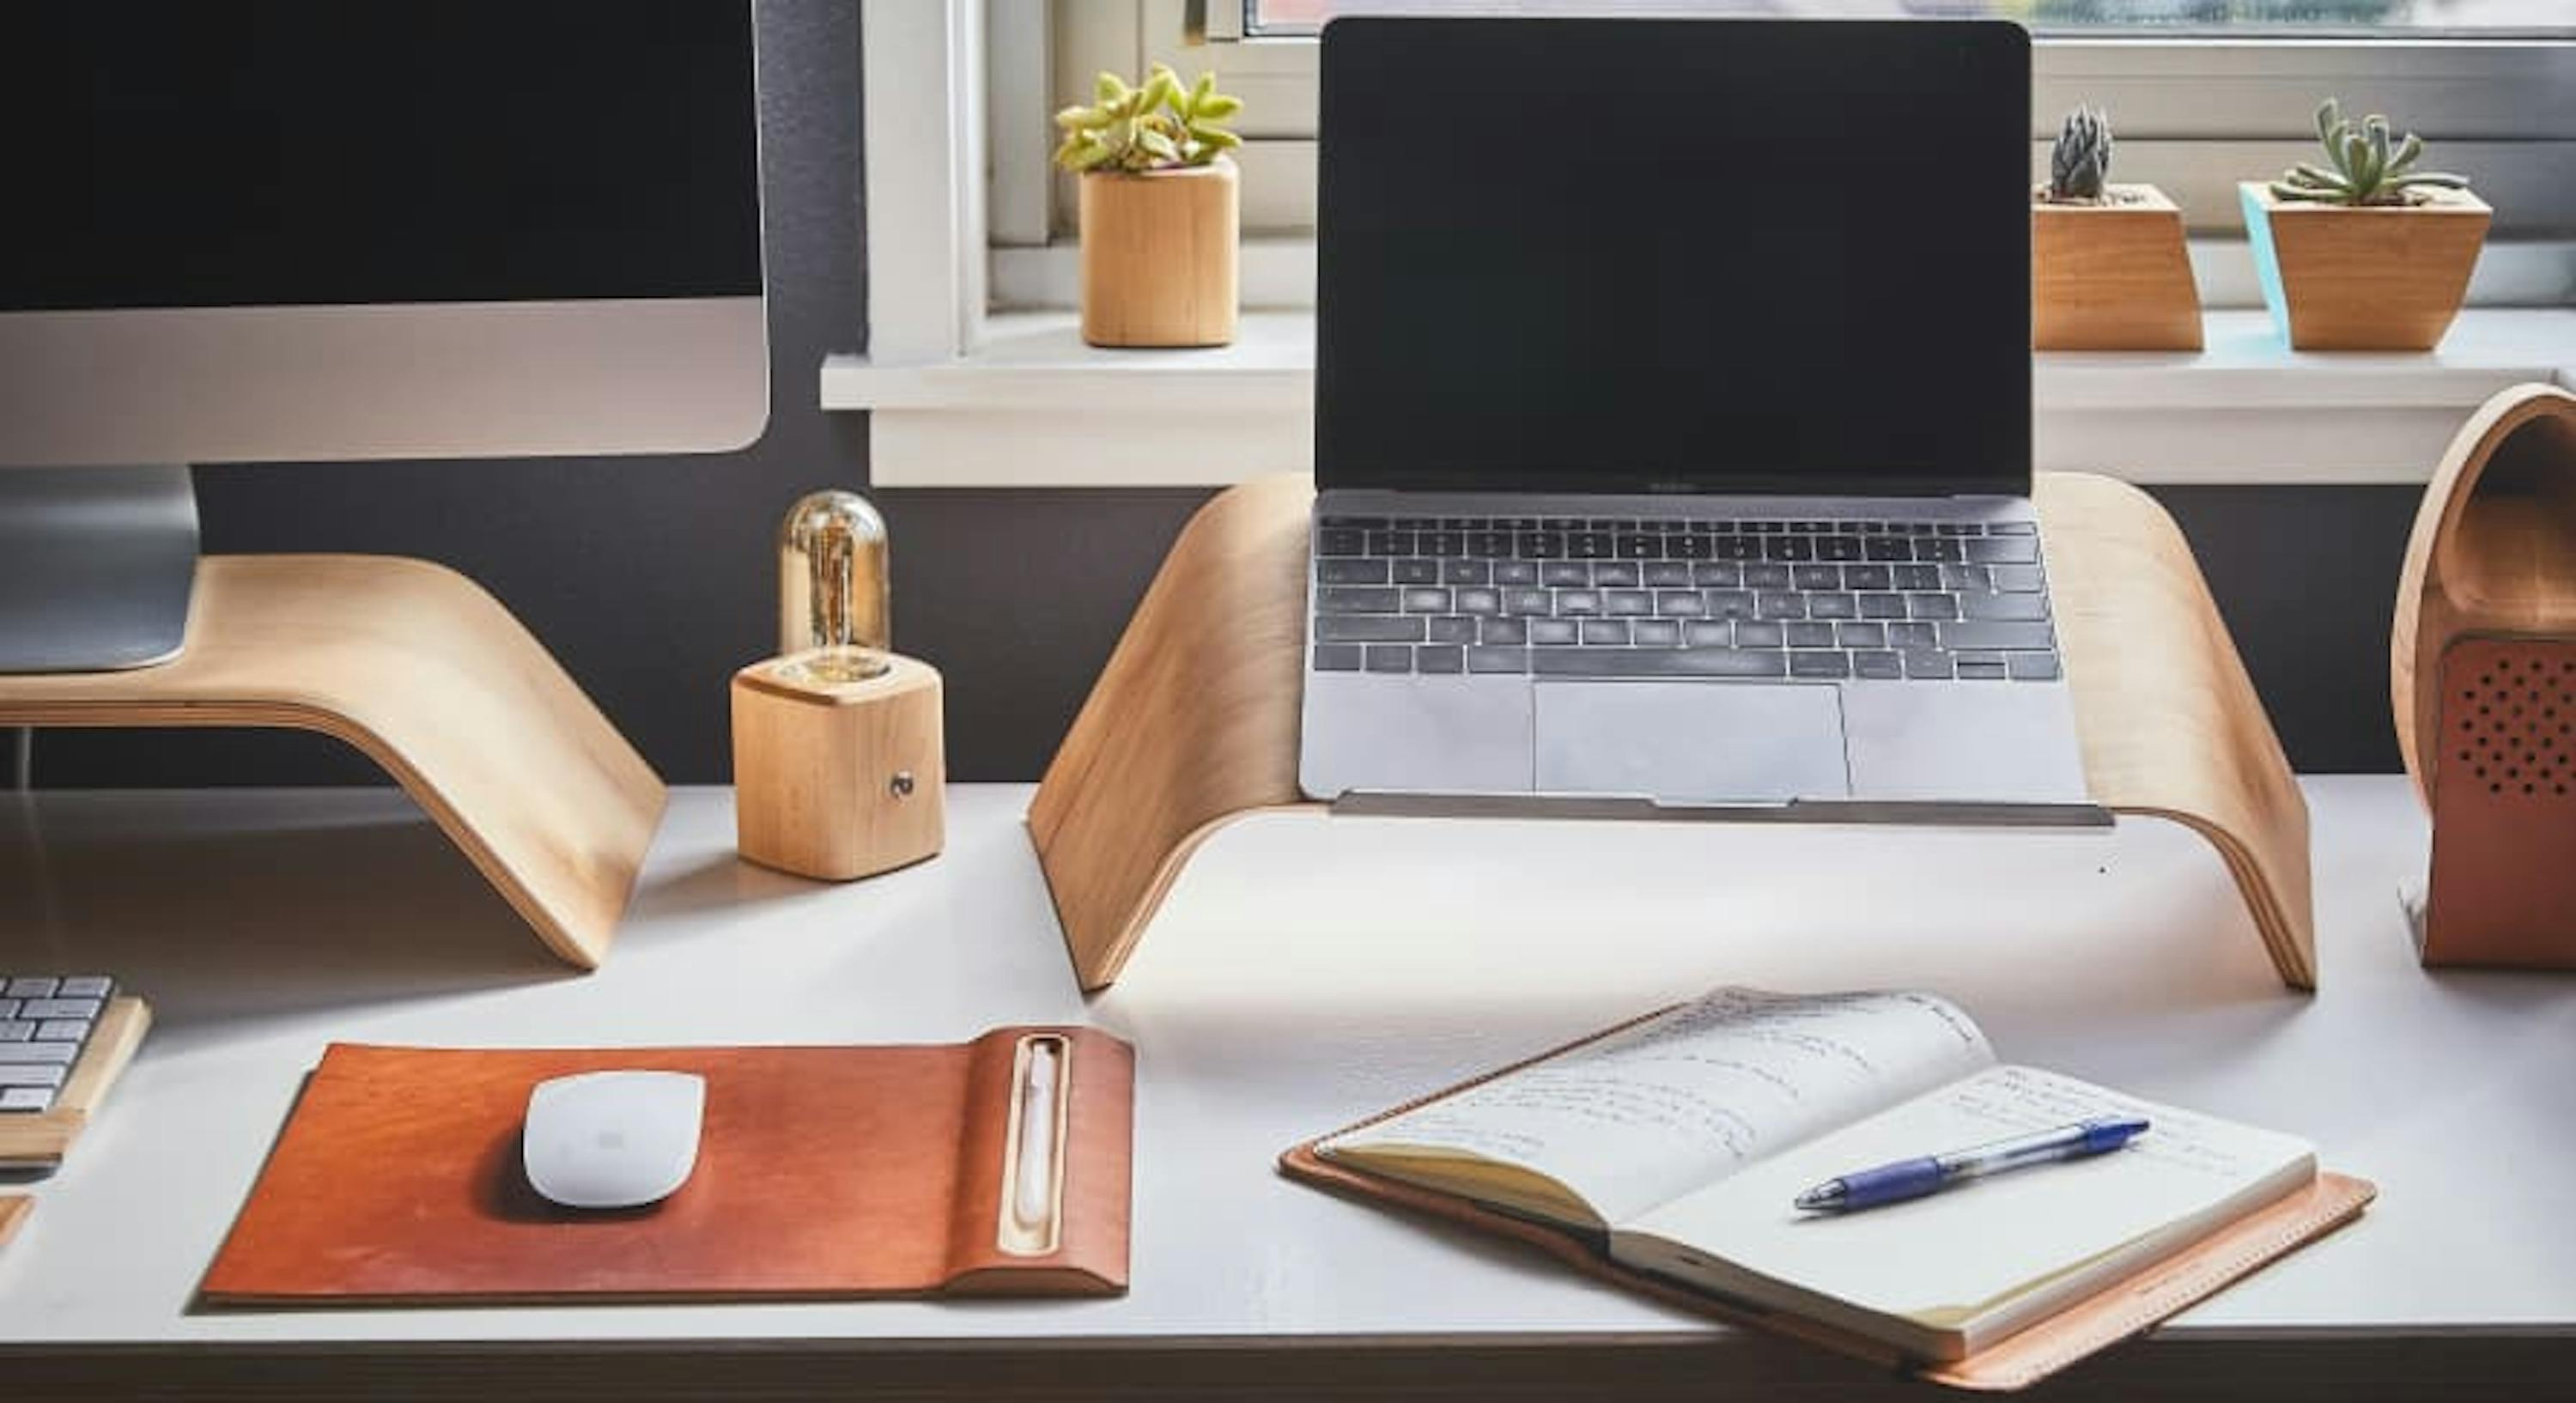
xmin=1310 ymin=514 xmax=2059 ymax=681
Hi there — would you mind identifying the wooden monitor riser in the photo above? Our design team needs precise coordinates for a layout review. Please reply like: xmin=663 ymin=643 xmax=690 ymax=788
xmin=1031 ymin=472 xmax=2315 ymax=994
xmin=0 ymin=556 xmax=664 ymax=969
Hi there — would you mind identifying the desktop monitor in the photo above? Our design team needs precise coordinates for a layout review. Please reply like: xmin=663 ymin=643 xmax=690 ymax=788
xmin=0 ymin=1 xmax=768 ymax=671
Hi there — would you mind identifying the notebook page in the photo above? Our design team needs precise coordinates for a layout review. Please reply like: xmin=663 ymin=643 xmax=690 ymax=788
xmin=1619 ymin=1065 xmax=2316 ymax=1327
xmin=1324 ymin=988 xmax=1994 ymax=1227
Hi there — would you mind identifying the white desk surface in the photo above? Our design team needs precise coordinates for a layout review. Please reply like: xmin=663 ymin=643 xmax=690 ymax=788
xmin=1 ymin=780 xmax=2570 ymax=1357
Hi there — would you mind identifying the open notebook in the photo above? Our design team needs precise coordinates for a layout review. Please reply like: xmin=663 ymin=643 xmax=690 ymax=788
xmin=1297 ymin=988 xmax=2349 ymax=1369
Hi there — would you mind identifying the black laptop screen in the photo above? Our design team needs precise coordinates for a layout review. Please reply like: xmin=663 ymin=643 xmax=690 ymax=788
xmin=1315 ymin=19 xmax=2031 ymax=498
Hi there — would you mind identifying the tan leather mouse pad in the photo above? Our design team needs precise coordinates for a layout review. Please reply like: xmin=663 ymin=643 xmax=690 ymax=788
xmin=200 ymin=1029 xmax=1133 ymax=1306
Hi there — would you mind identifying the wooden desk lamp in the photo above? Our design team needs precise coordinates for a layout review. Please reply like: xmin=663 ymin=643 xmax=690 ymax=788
xmin=2395 ymin=382 xmax=2576 ymax=968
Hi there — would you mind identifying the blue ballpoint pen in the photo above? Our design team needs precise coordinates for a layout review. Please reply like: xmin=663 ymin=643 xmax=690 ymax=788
xmin=1792 ymin=1115 xmax=2151 ymax=1212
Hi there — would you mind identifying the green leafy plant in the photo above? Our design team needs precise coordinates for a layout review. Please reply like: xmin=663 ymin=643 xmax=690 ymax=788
xmin=1053 ymin=65 xmax=1242 ymax=174
xmin=2269 ymin=99 xmax=2469 ymax=206
xmin=2044 ymin=105 xmax=2112 ymax=203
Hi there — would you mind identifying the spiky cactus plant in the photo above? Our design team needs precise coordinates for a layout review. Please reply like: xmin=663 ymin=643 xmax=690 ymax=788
xmin=1054 ymin=65 xmax=1242 ymax=174
xmin=2270 ymin=99 xmax=2469 ymax=206
xmin=2046 ymin=106 xmax=2112 ymax=203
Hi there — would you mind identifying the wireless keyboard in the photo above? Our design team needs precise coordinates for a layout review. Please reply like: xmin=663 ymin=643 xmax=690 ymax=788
xmin=0 ymin=976 xmax=116 ymax=1114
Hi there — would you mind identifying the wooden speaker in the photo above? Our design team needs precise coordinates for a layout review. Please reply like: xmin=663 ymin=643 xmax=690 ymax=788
xmin=731 ymin=652 xmax=945 ymax=881
xmin=2394 ymin=382 xmax=2576 ymax=967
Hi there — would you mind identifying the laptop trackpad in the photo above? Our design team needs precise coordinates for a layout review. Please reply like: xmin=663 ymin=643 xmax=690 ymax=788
xmin=1533 ymin=682 xmax=1851 ymax=803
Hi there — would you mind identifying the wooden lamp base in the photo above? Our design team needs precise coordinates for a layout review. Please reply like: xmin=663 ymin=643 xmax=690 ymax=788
xmin=732 ymin=653 xmax=945 ymax=881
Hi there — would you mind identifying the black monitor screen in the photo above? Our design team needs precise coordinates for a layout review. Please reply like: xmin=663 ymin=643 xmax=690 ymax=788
xmin=0 ymin=1 xmax=760 ymax=311
xmin=1316 ymin=18 xmax=2030 ymax=498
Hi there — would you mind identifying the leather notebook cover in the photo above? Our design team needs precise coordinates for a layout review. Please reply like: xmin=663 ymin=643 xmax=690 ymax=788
xmin=1277 ymin=1017 xmax=2375 ymax=1393
xmin=200 ymin=1027 xmax=1132 ymax=1306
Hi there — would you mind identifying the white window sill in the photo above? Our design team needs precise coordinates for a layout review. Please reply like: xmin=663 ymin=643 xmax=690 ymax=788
xmin=823 ymin=307 xmax=2576 ymax=489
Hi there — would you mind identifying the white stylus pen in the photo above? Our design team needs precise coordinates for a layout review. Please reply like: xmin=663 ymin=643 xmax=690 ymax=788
xmin=1013 ymin=1042 xmax=1061 ymax=1229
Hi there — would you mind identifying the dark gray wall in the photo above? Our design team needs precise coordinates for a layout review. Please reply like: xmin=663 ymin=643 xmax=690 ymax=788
xmin=29 ymin=1 xmax=2420 ymax=787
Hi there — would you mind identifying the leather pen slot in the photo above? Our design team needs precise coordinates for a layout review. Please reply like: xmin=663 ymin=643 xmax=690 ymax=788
xmin=995 ymin=1034 xmax=1069 ymax=1257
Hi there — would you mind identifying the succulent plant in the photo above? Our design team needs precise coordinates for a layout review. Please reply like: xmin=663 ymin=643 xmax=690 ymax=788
xmin=2269 ymin=99 xmax=2469 ymax=206
xmin=2046 ymin=106 xmax=2113 ymax=203
xmin=1053 ymin=64 xmax=1242 ymax=174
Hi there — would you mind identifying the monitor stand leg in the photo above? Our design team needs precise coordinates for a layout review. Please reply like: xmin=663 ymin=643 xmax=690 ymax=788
xmin=0 ymin=466 xmax=198 ymax=673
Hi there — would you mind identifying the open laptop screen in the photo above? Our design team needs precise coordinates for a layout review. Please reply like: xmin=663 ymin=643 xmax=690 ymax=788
xmin=1315 ymin=18 xmax=2031 ymax=499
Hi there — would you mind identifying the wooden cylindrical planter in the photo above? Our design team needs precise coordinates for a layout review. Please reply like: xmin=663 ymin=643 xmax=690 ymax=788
xmin=2032 ymin=184 xmax=2203 ymax=351
xmin=732 ymin=652 xmax=945 ymax=881
xmin=2241 ymin=182 xmax=2488 ymax=351
xmin=2392 ymin=383 xmax=2576 ymax=967
xmin=1078 ymin=158 xmax=1238 ymax=349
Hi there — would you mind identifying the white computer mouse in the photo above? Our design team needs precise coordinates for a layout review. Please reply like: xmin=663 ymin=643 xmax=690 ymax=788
xmin=521 ymin=1070 xmax=707 ymax=1211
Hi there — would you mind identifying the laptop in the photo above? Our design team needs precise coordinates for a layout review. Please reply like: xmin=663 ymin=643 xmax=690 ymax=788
xmin=1299 ymin=17 xmax=2093 ymax=815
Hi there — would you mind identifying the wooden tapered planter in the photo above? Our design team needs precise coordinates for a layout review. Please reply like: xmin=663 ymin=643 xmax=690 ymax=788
xmin=1078 ymin=158 xmax=1238 ymax=349
xmin=2032 ymin=184 xmax=2203 ymax=351
xmin=2240 ymin=182 xmax=2488 ymax=351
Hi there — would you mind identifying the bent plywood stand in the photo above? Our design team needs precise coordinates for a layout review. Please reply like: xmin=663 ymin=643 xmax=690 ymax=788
xmin=0 ymin=556 xmax=663 ymax=968
xmin=1031 ymin=472 xmax=2315 ymax=993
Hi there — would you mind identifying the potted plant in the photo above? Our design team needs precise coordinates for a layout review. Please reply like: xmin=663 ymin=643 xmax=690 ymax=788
xmin=2032 ymin=106 xmax=2202 ymax=351
xmin=1054 ymin=65 xmax=1243 ymax=349
xmin=2241 ymin=100 xmax=2488 ymax=351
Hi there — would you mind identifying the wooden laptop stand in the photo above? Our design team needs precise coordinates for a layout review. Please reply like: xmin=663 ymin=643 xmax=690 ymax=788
xmin=1031 ymin=472 xmax=2315 ymax=993
xmin=0 ymin=555 xmax=663 ymax=969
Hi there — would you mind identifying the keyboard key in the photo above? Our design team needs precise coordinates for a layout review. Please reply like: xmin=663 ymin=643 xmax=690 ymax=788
xmin=1557 ymin=590 xmax=1603 ymax=616
xmin=1704 ymin=590 xmax=1755 ymax=620
xmin=1903 ymin=649 xmax=1953 ymax=679
xmin=1817 ymin=536 xmax=1863 ymax=562
xmin=1314 ymin=644 xmax=1363 ymax=671
xmin=1992 ymin=564 xmax=2044 ymax=592
xmin=1318 ymin=587 xmax=1399 ymax=614
xmin=1319 ymin=558 xmax=1388 ymax=585
xmin=1570 ymin=532 xmax=1613 ymax=559
xmin=1542 ymin=562 xmax=1591 ymax=586
xmin=1807 ymin=592 xmax=1856 ymax=620
xmin=3 ymin=979 xmax=58 ymax=1000
xmin=0 ymin=1066 xmax=67 ymax=1089
xmin=1858 ymin=593 xmax=1907 ymax=620
xmin=1960 ymin=592 xmax=2047 ymax=622
xmin=1838 ymin=622 xmax=1886 ymax=648
xmin=1617 ymin=534 xmax=1662 ymax=559
xmin=16 ymin=999 xmax=95 ymax=1021
xmin=1906 ymin=593 xmax=1959 ymax=621
xmin=1743 ymin=563 xmax=1793 ymax=590
xmin=1416 ymin=645 xmax=1464 ymax=674
xmin=1668 ymin=534 xmax=1713 ymax=561
xmin=33 ymin=1020 xmax=88 ymax=1042
xmin=0 ymin=1088 xmax=51 ymax=1112
xmin=1692 ymin=562 xmax=1742 ymax=587
xmin=1594 ymin=562 xmax=1642 ymax=587
xmin=1581 ymin=620 xmax=1631 ymax=646
xmin=1843 ymin=564 xmax=1893 ymax=591
xmin=1534 ymin=647 xmax=1789 ymax=678
xmin=1606 ymin=590 xmax=1654 ymax=617
xmin=1643 ymin=562 xmax=1692 ymax=587
xmin=1790 ymin=651 xmax=1852 ymax=679
xmin=1888 ymin=622 xmax=1939 ymax=650
xmin=1517 ymin=532 xmax=1564 ymax=559
xmin=1494 ymin=561 xmax=1540 ymax=585
xmin=1865 ymin=537 xmax=1913 ymax=562
xmin=1940 ymin=564 xmax=1991 ymax=592
xmin=1794 ymin=565 xmax=1840 ymax=591
xmin=0 ymin=1042 xmax=76 ymax=1065
xmin=1632 ymin=619 xmax=1683 ymax=646
xmin=1456 ymin=587 xmax=1503 ymax=616
xmin=1756 ymin=592 xmax=1805 ymax=620
xmin=0 ymin=1000 xmax=13 ymax=1020
xmin=1426 ymin=616 xmax=1475 ymax=644
xmin=1467 ymin=646 xmax=1529 ymax=673
xmin=1736 ymin=621 xmax=1786 ymax=648
xmin=2010 ymin=653 xmax=2063 ymax=681
xmin=0 ymin=1022 xmax=27 ymax=1042
xmin=1956 ymin=657 xmax=2010 ymax=680
xmin=1528 ymin=619 xmax=1579 ymax=645
xmin=1786 ymin=622 xmax=1838 ymax=648
xmin=1401 ymin=587 xmax=1451 ymax=613
xmin=1853 ymin=650 xmax=1904 ymax=679
xmin=1968 ymin=536 xmax=2040 ymax=564
xmin=1504 ymin=588 xmax=1552 ymax=615
xmin=1420 ymin=531 xmax=1464 ymax=559
xmin=1713 ymin=537 xmax=1759 ymax=562
xmin=1765 ymin=537 xmax=1814 ymax=562
xmin=1467 ymin=531 xmax=1516 ymax=558
xmin=1895 ymin=564 xmax=1943 ymax=591
xmin=1656 ymin=591 xmax=1705 ymax=617
xmin=1922 ymin=537 xmax=1965 ymax=563
xmin=1685 ymin=621 xmax=1734 ymax=646
xmin=1316 ymin=616 xmax=1425 ymax=643
xmin=1941 ymin=621 xmax=2056 ymax=652
xmin=1443 ymin=559 xmax=1491 ymax=586
xmin=1317 ymin=529 xmax=1366 ymax=556
xmin=1391 ymin=560 xmax=1440 ymax=586
xmin=1364 ymin=645 xmax=1413 ymax=674
xmin=1990 ymin=520 xmax=2038 ymax=535
xmin=1481 ymin=617 xmax=1528 ymax=645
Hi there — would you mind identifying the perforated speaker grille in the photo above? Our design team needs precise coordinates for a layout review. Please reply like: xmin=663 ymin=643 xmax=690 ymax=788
xmin=2426 ymin=634 xmax=2576 ymax=968
xmin=2450 ymin=650 xmax=2576 ymax=799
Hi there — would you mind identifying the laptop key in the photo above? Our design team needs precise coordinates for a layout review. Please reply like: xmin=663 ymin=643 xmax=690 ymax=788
xmin=1713 ymin=537 xmax=1759 ymax=562
xmin=1743 ymin=563 xmax=1793 ymax=590
xmin=1617 ymin=534 xmax=1662 ymax=559
xmin=1317 ymin=529 xmax=1367 ymax=556
xmin=1656 ymin=591 xmax=1705 ymax=617
xmin=1314 ymin=644 xmax=1364 ymax=671
xmin=1852 ymin=649 xmax=1904 ymax=679
xmin=1956 ymin=657 xmax=2010 ymax=680
xmin=1906 ymin=593 xmax=1959 ymax=621
xmin=1393 ymin=560 xmax=1441 ymax=585
xmin=2009 ymin=653 xmax=2063 ymax=681
xmin=1922 ymin=537 xmax=1965 ymax=563
xmin=1581 ymin=620 xmax=1631 ymax=645
xmin=1990 ymin=521 xmax=2038 ymax=535
xmin=1736 ymin=621 xmax=1786 ymax=648
xmin=1858 ymin=593 xmax=1907 ymax=620
xmin=1685 ymin=621 xmax=1734 ymax=646
xmin=1494 ymin=561 xmax=1540 ymax=585
xmin=1606 ymin=590 xmax=1654 ymax=617
xmin=1789 ymin=651 xmax=1851 ymax=679
xmin=1903 ymin=649 xmax=1953 ymax=679
xmin=1692 ymin=562 xmax=1742 ymax=586
xmin=1467 ymin=646 xmax=1529 ymax=673
xmin=1315 ymin=616 xmax=1425 ymax=644
xmin=1517 ymin=532 xmax=1564 ymax=559
xmin=1959 ymin=591 xmax=2047 ymax=622
xmin=1481 ymin=617 xmax=1528 ymax=645
xmin=1570 ymin=532 xmax=1613 ymax=559
xmin=1504 ymin=588 xmax=1552 ymax=615
xmin=1894 ymin=564 xmax=1942 ymax=591
xmin=1643 ymin=562 xmax=1692 ymax=587
xmin=1817 ymin=536 xmax=1863 ymax=562
xmin=1425 ymin=616 xmax=1475 ymax=644
xmin=1318 ymin=558 xmax=1388 ymax=585
xmin=1704 ymin=590 xmax=1755 ymax=620
xmin=1542 ymin=562 xmax=1591 ymax=586
xmin=1467 ymin=531 xmax=1516 ymax=557
xmin=1941 ymin=620 xmax=2055 ymax=652
xmin=1838 ymin=622 xmax=1886 ymax=647
xmin=1632 ymin=619 xmax=1682 ymax=647
xmin=1421 ymin=531 xmax=1464 ymax=558
xmin=1843 ymin=564 xmax=1893 ymax=591
xmin=1364 ymin=645 xmax=1413 ymax=674
xmin=1593 ymin=562 xmax=1640 ymax=586
xmin=1668 ymin=534 xmax=1713 ymax=561
xmin=1318 ymin=587 xmax=1399 ymax=613
xmin=1365 ymin=531 xmax=1416 ymax=556
xmin=1794 ymin=564 xmax=1840 ymax=591
xmin=1443 ymin=559 xmax=1491 ymax=586
xmin=1786 ymin=622 xmax=1837 ymax=648
xmin=1889 ymin=621 xmax=1939 ymax=649
xmin=1865 ymin=537 xmax=1912 ymax=562
xmin=1968 ymin=537 xmax=2041 ymax=564
xmin=1990 ymin=564 xmax=2044 ymax=592
xmin=1765 ymin=537 xmax=1814 ymax=562
xmin=1401 ymin=587 xmax=1452 ymax=613
xmin=1416 ymin=645 xmax=1465 ymax=674
xmin=1807 ymin=592 xmax=1856 ymax=620
xmin=1940 ymin=564 xmax=1990 ymax=592
xmin=1528 ymin=619 xmax=1579 ymax=645
xmin=1756 ymin=592 xmax=1805 ymax=620
xmin=1533 ymin=647 xmax=1789 ymax=678
xmin=1455 ymin=587 xmax=1503 ymax=616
